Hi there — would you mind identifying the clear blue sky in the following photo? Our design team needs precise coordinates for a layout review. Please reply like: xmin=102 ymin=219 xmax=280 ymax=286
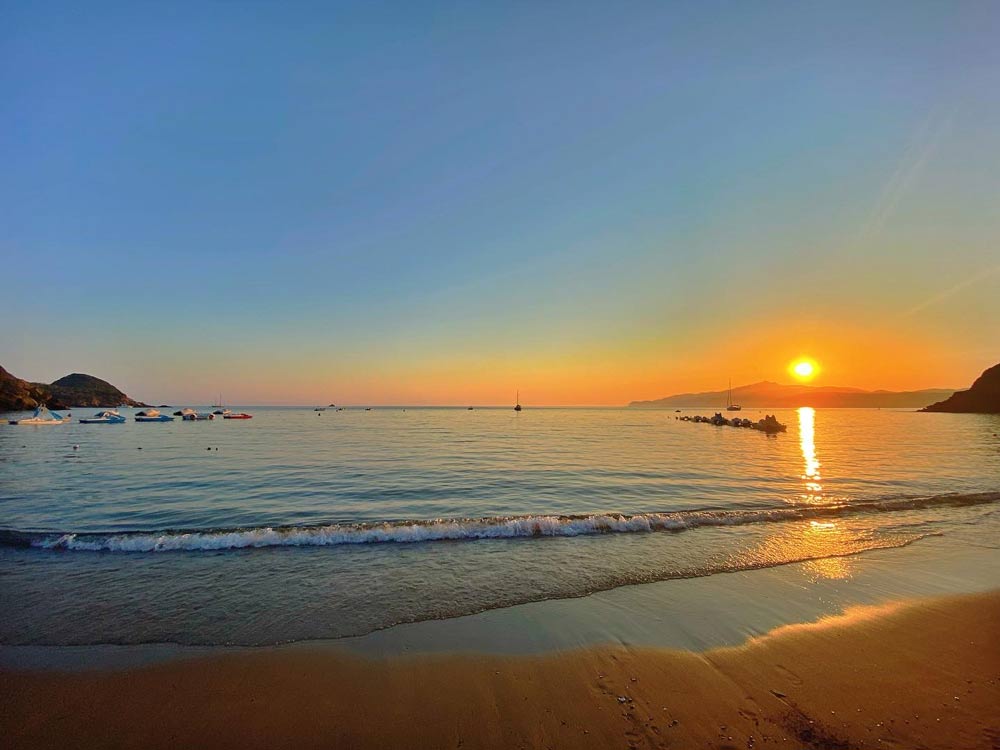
xmin=2 ymin=1 xmax=998 ymax=404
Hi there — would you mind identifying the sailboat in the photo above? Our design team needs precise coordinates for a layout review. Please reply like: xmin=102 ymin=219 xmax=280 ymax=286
xmin=514 ymin=390 xmax=522 ymax=412
xmin=726 ymin=379 xmax=742 ymax=412
xmin=211 ymin=394 xmax=232 ymax=416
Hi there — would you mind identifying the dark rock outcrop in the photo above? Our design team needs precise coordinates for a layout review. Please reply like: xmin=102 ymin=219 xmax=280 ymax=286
xmin=0 ymin=366 xmax=52 ymax=411
xmin=0 ymin=366 xmax=147 ymax=411
xmin=921 ymin=363 xmax=1000 ymax=414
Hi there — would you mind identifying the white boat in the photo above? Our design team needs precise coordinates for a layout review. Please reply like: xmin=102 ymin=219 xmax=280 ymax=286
xmin=9 ymin=405 xmax=70 ymax=425
xmin=179 ymin=408 xmax=213 ymax=421
xmin=135 ymin=408 xmax=174 ymax=422
xmin=79 ymin=410 xmax=125 ymax=424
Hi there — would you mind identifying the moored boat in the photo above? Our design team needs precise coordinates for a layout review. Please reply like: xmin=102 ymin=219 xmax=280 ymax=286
xmin=135 ymin=409 xmax=174 ymax=422
xmin=223 ymin=412 xmax=252 ymax=419
xmin=9 ymin=405 xmax=70 ymax=425
xmin=726 ymin=379 xmax=742 ymax=411
xmin=79 ymin=410 xmax=126 ymax=424
xmin=179 ymin=408 xmax=214 ymax=421
xmin=754 ymin=414 xmax=787 ymax=433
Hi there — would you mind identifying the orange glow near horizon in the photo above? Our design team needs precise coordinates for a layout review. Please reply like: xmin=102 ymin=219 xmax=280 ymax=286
xmin=65 ymin=317 xmax=985 ymax=406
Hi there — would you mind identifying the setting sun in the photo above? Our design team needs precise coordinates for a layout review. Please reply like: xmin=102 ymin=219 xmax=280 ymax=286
xmin=790 ymin=358 xmax=819 ymax=381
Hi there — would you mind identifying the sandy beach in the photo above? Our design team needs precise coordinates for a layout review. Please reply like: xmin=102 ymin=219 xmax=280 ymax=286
xmin=3 ymin=591 xmax=997 ymax=750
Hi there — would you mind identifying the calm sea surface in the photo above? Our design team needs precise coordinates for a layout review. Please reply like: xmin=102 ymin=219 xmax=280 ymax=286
xmin=1 ymin=406 xmax=997 ymax=646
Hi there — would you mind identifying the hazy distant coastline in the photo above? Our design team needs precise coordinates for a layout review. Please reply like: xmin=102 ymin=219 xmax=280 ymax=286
xmin=629 ymin=381 xmax=956 ymax=409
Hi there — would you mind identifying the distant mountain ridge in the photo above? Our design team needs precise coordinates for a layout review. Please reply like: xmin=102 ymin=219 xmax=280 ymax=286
xmin=629 ymin=381 xmax=956 ymax=409
xmin=920 ymin=362 xmax=1000 ymax=413
xmin=0 ymin=365 xmax=146 ymax=410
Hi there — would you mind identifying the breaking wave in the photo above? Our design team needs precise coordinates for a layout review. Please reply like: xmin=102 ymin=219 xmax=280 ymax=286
xmin=2 ymin=491 xmax=996 ymax=554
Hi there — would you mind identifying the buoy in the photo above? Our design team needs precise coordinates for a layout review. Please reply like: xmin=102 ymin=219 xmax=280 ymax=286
xmin=73 ymin=445 xmax=79 ymax=450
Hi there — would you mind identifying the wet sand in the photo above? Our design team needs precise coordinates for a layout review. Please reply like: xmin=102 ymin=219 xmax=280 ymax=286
xmin=2 ymin=592 xmax=998 ymax=749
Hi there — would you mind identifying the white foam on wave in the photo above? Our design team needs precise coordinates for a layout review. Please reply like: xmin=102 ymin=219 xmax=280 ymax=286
xmin=23 ymin=490 xmax=1000 ymax=553
xmin=35 ymin=510 xmax=785 ymax=552
xmin=27 ymin=507 xmax=839 ymax=552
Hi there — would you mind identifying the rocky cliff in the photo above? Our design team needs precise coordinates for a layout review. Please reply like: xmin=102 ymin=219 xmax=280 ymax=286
xmin=0 ymin=366 xmax=147 ymax=410
xmin=0 ymin=366 xmax=52 ymax=411
xmin=921 ymin=363 xmax=1000 ymax=414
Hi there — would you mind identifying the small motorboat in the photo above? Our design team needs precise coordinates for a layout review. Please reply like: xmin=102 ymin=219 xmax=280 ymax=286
xmin=179 ymin=408 xmax=214 ymax=421
xmin=223 ymin=412 xmax=252 ymax=419
xmin=9 ymin=405 xmax=70 ymax=425
xmin=79 ymin=410 xmax=126 ymax=424
xmin=135 ymin=409 xmax=174 ymax=422
xmin=314 ymin=407 xmax=326 ymax=411
xmin=753 ymin=414 xmax=787 ymax=433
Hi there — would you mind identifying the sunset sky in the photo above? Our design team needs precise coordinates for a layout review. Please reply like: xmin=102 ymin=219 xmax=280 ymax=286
xmin=3 ymin=2 xmax=998 ymax=405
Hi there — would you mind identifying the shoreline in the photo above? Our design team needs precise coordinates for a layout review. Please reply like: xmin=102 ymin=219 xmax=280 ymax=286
xmin=3 ymin=591 xmax=998 ymax=749
xmin=4 ymin=531 xmax=997 ymax=671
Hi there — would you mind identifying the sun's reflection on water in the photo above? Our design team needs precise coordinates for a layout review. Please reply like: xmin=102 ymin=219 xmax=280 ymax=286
xmin=731 ymin=518 xmax=858 ymax=581
xmin=730 ymin=408 xmax=856 ymax=580
xmin=800 ymin=521 xmax=854 ymax=580
xmin=798 ymin=407 xmax=823 ymax=502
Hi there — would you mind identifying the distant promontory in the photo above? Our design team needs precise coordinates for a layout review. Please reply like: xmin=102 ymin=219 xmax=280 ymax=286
xmin=0 ymin=365 xmax=147 ymax=410
xmin=920 ymin=362 xmax=1000 ymax=414
xmin=629 ymin=381 xmax=956 ymax=409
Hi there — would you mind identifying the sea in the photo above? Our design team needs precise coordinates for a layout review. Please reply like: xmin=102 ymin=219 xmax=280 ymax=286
xmin=1 ymin=405 xmax=998 ymax=652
